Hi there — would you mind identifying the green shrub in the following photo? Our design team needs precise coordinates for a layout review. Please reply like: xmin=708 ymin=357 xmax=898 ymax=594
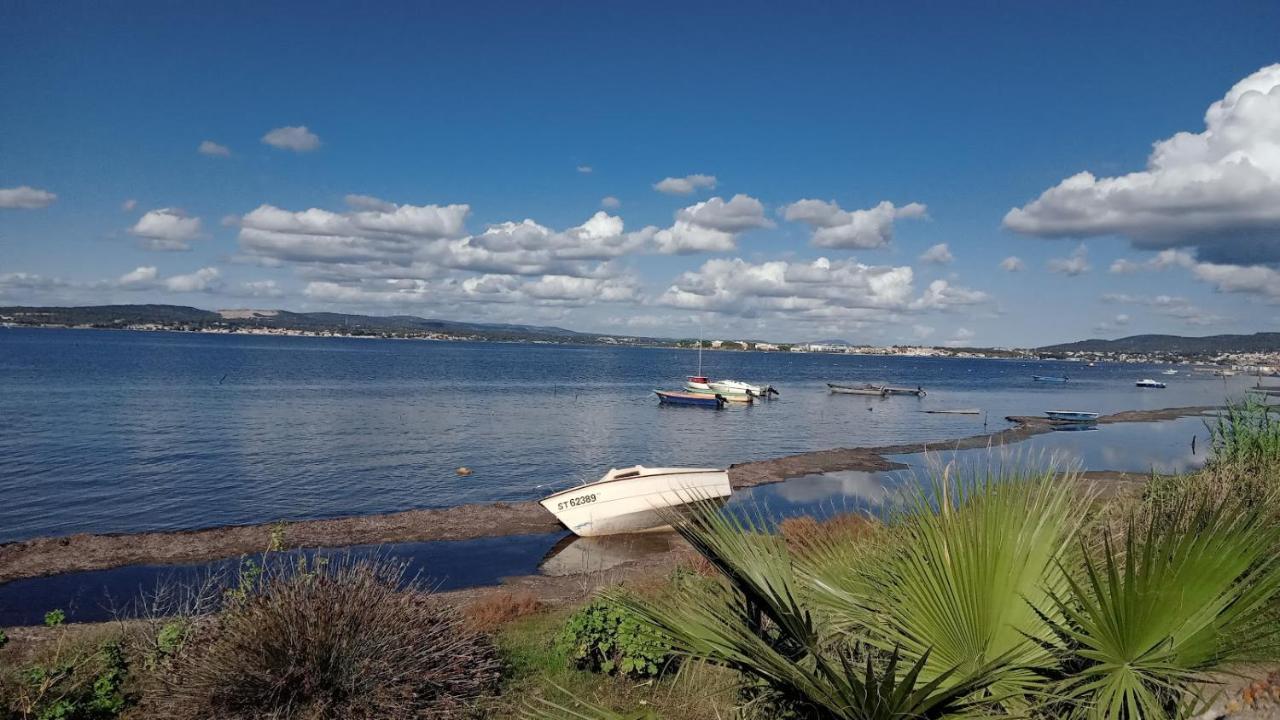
xmin=4 ymin=637 xmax=129 ymax=720
xmin=557 ymin=596 xmax=677 ymax=678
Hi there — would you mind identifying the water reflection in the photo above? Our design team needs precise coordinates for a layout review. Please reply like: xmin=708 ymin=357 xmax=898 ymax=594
xmin=539 ymin=532 xmax=681 ymax=577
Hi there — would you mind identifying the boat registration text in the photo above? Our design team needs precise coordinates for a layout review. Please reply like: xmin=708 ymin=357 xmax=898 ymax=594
xmin=557 ymin=494 xmax=597 ymax=511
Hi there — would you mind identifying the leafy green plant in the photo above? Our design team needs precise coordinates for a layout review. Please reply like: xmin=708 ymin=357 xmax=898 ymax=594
xmin=557 ymin=596 xmax=677 ymax=677
xmin=1041 ymin=491 xmax=1280 ymax=718
xmin=43 ymin=610 xmax=65 ymax=628
xmin=8 ymin=637 xmax=130 ymax=720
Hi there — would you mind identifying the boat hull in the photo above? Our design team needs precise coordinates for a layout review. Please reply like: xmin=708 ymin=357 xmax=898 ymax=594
xmin=540 ymin=468 xmax=731 ymax=537
xmin=1033 ymin=375 xmax=1069 ymax=383
xmin=684 ymin=383 xmax=752 ymax=402
xmin=828 ymin=383 xmax=887 ymax=396
xmin=655 ymin=390 xmax=724 ymax=407
xmin=1045 ymin=411 xmax=1100 ymax=422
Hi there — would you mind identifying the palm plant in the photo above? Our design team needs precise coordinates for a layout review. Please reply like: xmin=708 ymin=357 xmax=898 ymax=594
xmin=798 ymin=462 xmax=1089 ymax=701
xmin=1040 ymin=491 xmax=1280 ymax=718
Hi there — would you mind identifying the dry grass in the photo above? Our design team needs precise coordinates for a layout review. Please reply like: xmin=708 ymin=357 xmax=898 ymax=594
xmin=777 ymin=511 xmax=879 ymax=555
xmin=147 ymin=558 xmax=501 ymax=720
xmin=462 ymin=590 xmax=544 ymax=632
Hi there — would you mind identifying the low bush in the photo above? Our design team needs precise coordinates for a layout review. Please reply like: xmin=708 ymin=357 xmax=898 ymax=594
xmin=0 ymin=613 xmax=131 ymax=720
xmin=557 ymin=596 xmax=677 ymax=678
xmin=151 ymin=558 xmax=501 ymax=719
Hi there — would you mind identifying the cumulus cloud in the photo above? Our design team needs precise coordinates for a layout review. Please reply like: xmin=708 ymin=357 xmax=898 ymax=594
xmin=919 ymin=243 xmax=954 ymax=264
xmin=782 ymin=199 xmax=927 ymax=249
xmin=653 ymin=174 xmax=717 ymax=195
xmin=303 ymin=272 xmax=638 ymax=309
xmin=1107 ymin=249 xmax=1280 ymax=300
xmin=601 ymin=196 xmax=621 ymax=209
xmin=344 ymin=194 xmax=397 ymax=212
xmin=198 ymin=140 xmax=230 ymax=157
xmin=0 ymin=272 xmax=71 ymax=297
xmin=908 ymin=279 xmax=988 ymax=310
xmin=114 ymin=265 xmax=221 ymax=293
xmin=262 ymin=125 xmax=321 ymax=152
xmin=1000 ymin=256 xmax=1025 ymax=272
xmin=653 ymin=194 xmax=773 ymax=254
xmin=0 ymin=186 xmax=57 ymax=209
xmin=233 ymin=280 xmax=284 ymax=298
xmin=1101 ymin=291 xmax=1227 ymax=326
xmin=1004 ymin=63 xmax=1280 ymax=264
xmin=1047 ymin=245 xmax=1090 ymax=276
xmin=129 ymin=208 xmax=202 ymax=251
xmin=118 ymin=266 xmax=158 ymax=288
xmin=944 ymin=327 xmax=976 ymax=348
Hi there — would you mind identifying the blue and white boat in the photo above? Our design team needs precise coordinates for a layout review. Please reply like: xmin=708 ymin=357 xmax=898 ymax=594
xmin=1045 ymin=410 xmax=1100 ymax=422
xmin=655 ymin=390 xmax=725 ymax=408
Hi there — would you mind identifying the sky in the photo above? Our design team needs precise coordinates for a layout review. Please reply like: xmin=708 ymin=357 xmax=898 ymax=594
xmin=2 ymin=0 xmax=1279 ymax=347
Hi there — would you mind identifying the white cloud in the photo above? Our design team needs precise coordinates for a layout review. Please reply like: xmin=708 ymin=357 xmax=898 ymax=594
xmin=344 ymin=194 xmax=397 ymax=212
xmin=303 ymin=272 xmax=638 ymax=309
xmin=577 ymin=165 xmax=593 ymax=174
xmin=1000 ymin=256 xmax=1025 ymax=272
xmin=1104 ymin=248 xmax=1280 ymax=300
xmin=1047 ymin=244 xmax=1090 ymax=276
xmin=601 ymin=196 xmax=621 ymax=209
xmin=121 ymin=199 xmax=138 ymax=212
xmin=163 ymin=267 xmax=221 ymax=293
xmin=0 ymin=272 xmax=71 ymax=296
xmin=0 ymin=186 xmax=57 ymax=209
xmin=782 ymin=199 xmax=927 ymax=249
xmin=234 ymin=280 xmax=284 ymax=298
xmin=653 ymin=174 xmax=717 ymax=195
xmin=909 ymin=279 xmax=988 ymax=310
xmin=118 ymin=266 xmax=158 ymax=288
xmin=1004 ymin=63 xmax=1280 ymax=264
xmin=944 ymin=327 xmax=975 ymax=347
xmin=919 ymin=243 xmax=954 ymax=264
xmin=198 ymin=140 xmax=230 ymax=157
xmin=261 ymin=125 xmax=321 ymax=152
xmin=1101 ymin=291 xmax=1228 ymax=326
xmin=129 ymin=208 xmax=202 ymax=251
xmin=912 ymin=324 xmax=935 ymax=339
xmin=654 ymin=194 xmax=772 ymax=254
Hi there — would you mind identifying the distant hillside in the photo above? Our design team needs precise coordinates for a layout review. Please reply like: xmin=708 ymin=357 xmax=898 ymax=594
xmin=1040 ymin=333 xmax=1280 ymax=354
xmin=0 ymin=304 xmax=605 ymax=343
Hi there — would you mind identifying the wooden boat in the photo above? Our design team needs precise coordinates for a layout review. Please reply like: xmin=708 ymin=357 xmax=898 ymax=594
xmin=655 ymin=390 xmax=725 ymax=408
xmin=541 ymin=466 xmax=731 ymax=537
xmin=1135 ymin=378 xmax=1167 ymax=388
xmin=882 ymin=385 xmax=926 ymax=397
xmin=711 ymin=379 xmax=778 ymax=397
xmin=828 ymin=383 xmax=888 ymax=396
xmin=683 ymin=383 xmax=752 ymax=403
xmin=1045 ymin=410 xmax=1100 ymax=422
xmin=1033 ymin=375 xmax=1069 ymax=383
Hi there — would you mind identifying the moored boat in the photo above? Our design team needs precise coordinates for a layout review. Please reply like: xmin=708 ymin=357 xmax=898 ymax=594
xmin=540 ymin=465 xmax=732 ymax=537
xmin=1033 ymin=375 xmax=1069 ymax=383
xmin=828 ymin=383 xmax=888 ymax=396
xmin=1045 ymin=410 xmax=1100 ymax=422
xmin=710 ymin=379 xmax=778 ymax=397
xmin=1135 ymin=378 xmax=1167 ymax=388
xmin=683 ymin=382 xmax=753 ymax=403
xmin=1162 ymin=369 xmax=1178 ymax=375
xmin=655 ymin=390 xmax=725 ymax=408
xmin=882 ymin=385 xmax=926 ymax=397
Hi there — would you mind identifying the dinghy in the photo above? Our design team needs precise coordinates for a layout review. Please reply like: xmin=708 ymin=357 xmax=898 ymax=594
xmin=540 ymin=466 xmax=732 ymax=537
xmin=655 ymin=390 xmax=725 ymax=408
xmin=1045 ymin=410 xmax=1100 ymax=422
xmin=828 ymin=383 xmax=888 ymax=396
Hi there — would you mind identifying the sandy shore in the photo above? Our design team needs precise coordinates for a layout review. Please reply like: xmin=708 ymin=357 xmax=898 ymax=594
xmin=0 ymin=405 xmax=1214 ymax=584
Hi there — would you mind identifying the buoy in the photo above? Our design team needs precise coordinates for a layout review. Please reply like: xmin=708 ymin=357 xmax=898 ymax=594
xmin=456 ymin=467 xmax=473 ymax=476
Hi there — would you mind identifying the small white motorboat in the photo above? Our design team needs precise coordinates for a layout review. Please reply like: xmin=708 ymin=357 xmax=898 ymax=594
xmin=1045 ymin=410 xmax=1100 ymax=422
xmin=1135 ymin=378 xmax=1167 ymax=388
xmin=540 ymin=466 xmax=731 ymax=537
xmin=710 ymin=379 xmax=778 ymax=397
xmin=1162 ymin=369 xmax=1178 ymax=375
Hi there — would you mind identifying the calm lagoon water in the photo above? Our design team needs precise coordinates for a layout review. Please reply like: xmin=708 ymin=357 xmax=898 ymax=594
xmin=0 ymin=327 xmax=1253 ymax=543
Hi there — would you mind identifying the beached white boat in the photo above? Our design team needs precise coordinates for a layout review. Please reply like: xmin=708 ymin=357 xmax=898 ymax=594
xmin=1045 ymin=410 xmax=1100 ymax=422
xmin=540 ymin=466 xmax=731 ymax=537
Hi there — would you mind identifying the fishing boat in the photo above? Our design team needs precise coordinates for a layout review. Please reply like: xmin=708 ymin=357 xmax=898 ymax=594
xmin=540 ymin=465 xmax=732 ymax=537
xmin=710 ymin=379 xmax=778 ymax=398
xmin=882 ymin=385 xmax=926 ymax=397
xmin=655 ymin=390 xmax=725 ymax=408
xmin=1045 ymin=410 xmax=1100 ymax=422
xmin=1032 ymin=375 xmax=1069 ymax=383
xmin=828 ymin=383 xmax=888 ymax=396
xmin=1135 ymin=378 xmax=1167 ymax=388
xmin=683 ymin=382 xmax=753 ymax=403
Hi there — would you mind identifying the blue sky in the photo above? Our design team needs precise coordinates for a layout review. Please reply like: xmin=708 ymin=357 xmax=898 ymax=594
xmin=2 ymin=0 xmax=1279 ymax=346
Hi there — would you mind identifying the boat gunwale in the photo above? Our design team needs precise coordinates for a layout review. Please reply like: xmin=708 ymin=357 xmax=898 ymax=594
xmin=540 ymin=468 xmax=727 ymax=501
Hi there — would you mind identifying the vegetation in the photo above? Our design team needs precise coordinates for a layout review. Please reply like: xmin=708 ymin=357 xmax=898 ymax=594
xmin=557 ymin=597 xmax=678 ymax=678
xmin=147 ymin=558 xmax=501 ymax=719
xmin=1 ymin=612 xmax=130 ymax=720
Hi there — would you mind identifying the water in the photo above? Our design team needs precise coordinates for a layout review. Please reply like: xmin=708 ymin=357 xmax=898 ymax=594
xmin=0 ymin=327 xmax=1253 ymax=542
xmin=0 ymin=531 xmax=568 ymax=626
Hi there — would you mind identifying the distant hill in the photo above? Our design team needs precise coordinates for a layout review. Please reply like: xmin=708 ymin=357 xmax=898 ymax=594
xmin=1040 ymin=333 xmax=1280 ymax=354
xmin=0 ymin=304 xmax=605 ymax=343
